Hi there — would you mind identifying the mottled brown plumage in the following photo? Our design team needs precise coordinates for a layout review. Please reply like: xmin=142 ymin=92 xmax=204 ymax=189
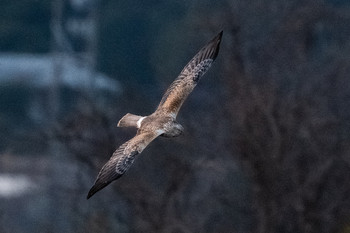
xmin=87 ymin=31 xmax=222 ymax=199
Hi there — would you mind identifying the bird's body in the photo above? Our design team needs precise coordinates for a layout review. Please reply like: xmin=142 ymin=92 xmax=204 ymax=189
xmin=139 ymin=111 xmax=183 ymax=137
xmin=87 ymin=31 xmax=223 ymax=199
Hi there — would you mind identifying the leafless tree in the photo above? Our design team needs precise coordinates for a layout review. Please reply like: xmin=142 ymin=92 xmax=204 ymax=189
xmin=219 ymin=1 xmax=350 ymax=232
xmin=56 ymin=1 xmax=350 ymax=232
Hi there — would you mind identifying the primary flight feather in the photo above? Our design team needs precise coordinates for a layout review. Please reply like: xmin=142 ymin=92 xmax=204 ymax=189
xmin=87 ymin=31 xmax=223 ymax=199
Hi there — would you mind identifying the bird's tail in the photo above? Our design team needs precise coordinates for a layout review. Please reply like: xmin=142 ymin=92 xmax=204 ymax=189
xmin=117 ymin=113 xmax=144 ymax=128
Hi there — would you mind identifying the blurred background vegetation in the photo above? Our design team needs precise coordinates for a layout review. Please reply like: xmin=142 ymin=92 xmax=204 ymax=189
xmin=0 ymin=0 xmax=349 ymax=232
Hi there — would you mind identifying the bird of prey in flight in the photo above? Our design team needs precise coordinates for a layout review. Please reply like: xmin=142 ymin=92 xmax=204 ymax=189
xmin=87 ymin=31 xmax=223 ymax=199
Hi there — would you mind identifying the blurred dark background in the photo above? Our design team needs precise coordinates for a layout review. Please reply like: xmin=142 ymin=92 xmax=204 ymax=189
xmin=0 ymin=0 xmax=350 ymax=232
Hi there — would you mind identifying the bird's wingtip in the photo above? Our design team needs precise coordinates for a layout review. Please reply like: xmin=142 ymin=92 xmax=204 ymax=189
xmin=86 ymin=180 xmax=112 ymax=200
xmin=216 ymin=30 xmax=223 ymax=41
xmin=86 ymin=185 xmax=97 ymax=199
xmin=207 ymin=30 xmax=223 ymax=60
xmin=208 ymin=30 xmax=223 ymax=45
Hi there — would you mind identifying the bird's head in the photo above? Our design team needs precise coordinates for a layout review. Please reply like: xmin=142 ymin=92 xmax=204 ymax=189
xmin=172 ymin=121 xmax=184 ymax=137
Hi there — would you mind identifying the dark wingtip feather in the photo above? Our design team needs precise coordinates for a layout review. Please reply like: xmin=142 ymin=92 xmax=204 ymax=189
xmin=211 ymin=31 xmax=223 ymax=60
xmin=86 ymin=170 xmax=123 ymax=199
xmin=217 ymin=31 xmax=223 ymax=41
xmin=208 ymin=31 xmax=223 ymax=43
xmin=198 ymin=31 xmax=223 ymax=62
xmin=87 ymin=181 xmax=111 ymax=199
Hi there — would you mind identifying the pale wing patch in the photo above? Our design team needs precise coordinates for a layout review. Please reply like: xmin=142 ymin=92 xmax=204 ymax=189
xmin=116 ymin=151 xmax=138 ymax=174
xmin=158 ymin=58 xmax=214 ymax=115
xmin=156 ymin=32 xmax=222 ymax=115
xmin=169 ymin=112 xmax=177 ymax=119
xmin=115 ymin=131 xmax=161 ymax=174
xmin=87 ymin=131 xmax=161 ymax=199
xmin=192 ymin=59 xmax=213 ymax=82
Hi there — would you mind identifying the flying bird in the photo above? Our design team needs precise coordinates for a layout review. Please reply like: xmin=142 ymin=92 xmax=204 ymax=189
xmin=87 ymin=31 xmax=223 ymax=199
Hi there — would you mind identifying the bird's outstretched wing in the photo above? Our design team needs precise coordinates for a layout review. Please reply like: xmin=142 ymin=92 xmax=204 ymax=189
xmin=156 ymin=31 xmax=223 ymax=116
xmin=87 ymin=130 xmax=163 ymax=199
